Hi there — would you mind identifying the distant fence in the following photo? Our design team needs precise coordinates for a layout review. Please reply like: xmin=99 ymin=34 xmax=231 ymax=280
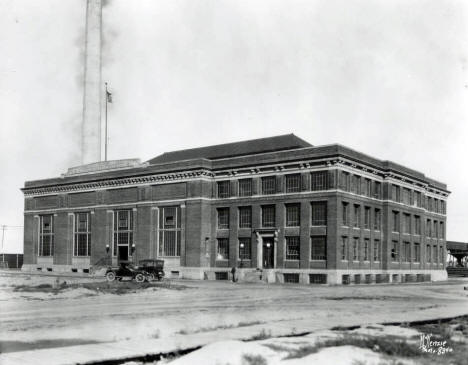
xmin=0 ymin=254 xmax=23 ymax=269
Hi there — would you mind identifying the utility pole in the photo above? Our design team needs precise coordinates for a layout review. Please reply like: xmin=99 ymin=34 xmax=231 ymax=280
xmin=104 ymin=82 xmax=112 ymax=161
xmin=1 ymin=225 xmax=5 ymax=264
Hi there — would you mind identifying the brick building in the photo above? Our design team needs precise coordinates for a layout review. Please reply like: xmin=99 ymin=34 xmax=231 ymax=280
xmin=21 ymin=134 xmax=449 ymax=284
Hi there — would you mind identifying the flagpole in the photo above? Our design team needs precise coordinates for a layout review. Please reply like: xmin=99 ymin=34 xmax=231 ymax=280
xmin=105 ymin=82 xmax=108 ymax=161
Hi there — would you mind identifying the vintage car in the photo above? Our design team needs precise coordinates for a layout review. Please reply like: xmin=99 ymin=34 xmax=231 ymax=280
xmin=138 ymin=259 xmax=165 ymax=281
xmin=105 ymin=261 xmax=150 ymax=283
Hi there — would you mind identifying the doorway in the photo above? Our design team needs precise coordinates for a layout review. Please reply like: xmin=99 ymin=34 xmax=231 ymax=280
xmin=118 ymin=245 xmax=129 ymax=262
xmin=263 ymin=237 xmax=274 ymax=268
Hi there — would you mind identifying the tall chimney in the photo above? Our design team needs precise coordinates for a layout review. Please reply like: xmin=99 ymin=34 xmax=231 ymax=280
xmin=81 ymin=0 xmax=102 ymax=164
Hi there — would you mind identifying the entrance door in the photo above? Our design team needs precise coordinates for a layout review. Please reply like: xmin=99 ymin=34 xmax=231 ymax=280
xmin=118 ymin=245 xmax=129 ymax=262
xmin=263 ymin=238 xmax=274 ymax=268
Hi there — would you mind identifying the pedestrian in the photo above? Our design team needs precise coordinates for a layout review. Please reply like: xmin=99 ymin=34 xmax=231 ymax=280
xmin=231 ymin=267 xmax=237 ymax=282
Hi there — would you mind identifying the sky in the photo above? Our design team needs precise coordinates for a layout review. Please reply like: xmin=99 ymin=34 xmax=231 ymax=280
xmin=0 ymin=0 xmax=467 ymax=253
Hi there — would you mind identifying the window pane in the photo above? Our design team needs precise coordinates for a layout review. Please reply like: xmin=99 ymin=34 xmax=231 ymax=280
xmin=261 ymin=176 xmax=276 ymax=195
xmin=239 ymin=207 xmax=252 ymax=228
xmin=262 ymin=205 xmax=275 ymax=227
xmin=217 ymin=238 xmax=229 ymax=259
xmin=311 ymin=236 xmax=326 ymax=260
xmin=285 ymin=174 xmax=301 ymax=193
xmin=311 ymin=171 xmax=328 ymax=191
xmin=238 ymin=179 xmax=252 ymax=197
xmin=311 ymin=202 xmax=327 ymax=226
xmin=239 ymin=238 xmax=251 ymax=260
xmin=217 ymin=181 xmax=230 ymax=198
xmin=286 ymin=236 xmax=300 ymax=260
xmin=217 ymin=208 xmax=230 ymax=229
xmin=286 ymin=204 xmax=300 ymax=226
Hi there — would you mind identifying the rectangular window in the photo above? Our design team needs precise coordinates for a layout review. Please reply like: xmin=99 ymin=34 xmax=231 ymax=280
xmin=285 ymin=174 xmax=301 ymax=193
xmin=414 ymin=191 xmax=422 ymax=207
xmin=403 ymin=242 xmax=411 ymax=262
xmin=239 ymin=237 xmax=251 ymax=260
xmin=261 ymin=205 xmax=275 ymax=227
xmin=285 ymin=204 xmax=300 ymax=227
xmin=434 ymin=199 xmax=439 ymax=213
xmin=414 ymin=243 xmax=420 ymax=263
xmin=364 ymin=238 xmax=370 ymax=261
xmin=402 ymin=188 xmax=411 ymax=205
xmin=364 ymin=207 xmax=370 ymax=229
xmin=365 ymin=179 xmax=372 ymax=197
xmin=285 ymin=236 xmax=300 ymax=260
xmin=373 ymin=181 xmax=382 ymax=199
xmin=217 ymin=181 xmax=230 ymax=198
xmin=311 ymin=236 xmax=326 ymax=260
xmin=39 ymin=215 xmax=54 ymax=257
xmin=441 ymin=200 xmax=446 ymax=214
xmin=432 ymin=245 xmax=438 ymax=264
xmin=426 ymin=219 xmax=431 ymax=237
xmin=217 ymin=238 xmax=229 ymax=260
xmin=238 ymin=179 xmax=252 ymax=197
xmin=217 ymin=208 xmax=229 ymax=229
xmin=439 ymin=246 xmax=444 ymax=265
xmin=238 ymin=207 xmax=252 ymax=229
xmin=403 ymin=214 xmax=411 ymax=234
xmin=414 ymin=216 xmax=421 ymax=235
xmin=392 ymin=185 xmax=400 ymax=202
xmin=341 ymin=236 xmax=348 ymax=260
xmin=427 ymin=197 xmax=433 ymax=211
xmin=426 ymin=244 xmax=431 ymax=263
xmin=353 ymin=238 xmax=359 ymax=261
xmin=374 ymin=239 xmax=381 ymax=261
xmin=433 ymin=221 xmax=438 ymax=238
xmin=352 ymin=175 xmax=361 ymax=195
xmin=310 ymin=171 xmax=328 ymax=191
xmin=440 ymin=222 xmax=444 ymax=239
xmin=392 ymin=211 xmax=400 ymax=232
xmin=158 ymin=206 xmax=181 ymax=257
xmin=311 ymin=202 xmax=327 ymax=226
xmin=114 ymin=210 xmax=133 ymax=257
xmin=261 ymin=176 xmax=276 ymax=195
xmin=342 ymin=202 xmax=349 ymax=226
xmin=374 ymin=209 xmax=381 ymax=231
xmin=341 ymin=171 xmax=350 ymax=191
xmin=391 ymin=240 xmax=399 ymax=261
xmin=353 ymin=205 xmax=361 ymax=228
xmin=74 ymin=212 xmax=91 ymax=257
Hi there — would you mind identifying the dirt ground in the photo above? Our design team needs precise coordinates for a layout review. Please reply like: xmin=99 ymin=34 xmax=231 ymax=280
xmin=0 ymin=271 xmax=467 ymax=364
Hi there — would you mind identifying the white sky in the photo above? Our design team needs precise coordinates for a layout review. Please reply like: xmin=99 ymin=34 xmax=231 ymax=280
xmin=1 ymin=0 xmax=467 ymax=253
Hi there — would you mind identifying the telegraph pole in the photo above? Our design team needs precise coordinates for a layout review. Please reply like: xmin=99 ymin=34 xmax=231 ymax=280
xmin=1 ymin=225 xmax=5 ymax=264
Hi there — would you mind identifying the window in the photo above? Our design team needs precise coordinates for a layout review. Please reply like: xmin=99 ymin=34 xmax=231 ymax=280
xmin=441 ymin=200 xmax=446 ymax=214
xmin=364 ymin=238 xmax=370 ymax=261
xmin=340 ymin=171 xmax=350 ymax=191
xmin=365 ymin=179 xmax=372 ymax=197
xmin=391 ymin=240 xmax=399 ymax=261
xmin=341 ymin=237 xmax=348 ymax=260
xmin=262 ymin=205 xmax=275 ymax=227
xmin=217 ymin=238 xmax=229 ymax=260
xmin=74 ymin=212 xmax=91 ymax=257
xmin=217 ymin=208 xmax=229 ymax=229
xmin=440 ymin=222 xmax=445 ymax=239
xmin=374 ymin=239 xmax=381 ymax=261
xmin=374 ymin=209 xmax=381 ymax=231
xmin=261 ymin=176 xmax=276 ymax=195
xmin=238 ymin=179 xmax=252 ymax=197
xmin=239 ymin=237 xmax=251 ymax=260
xmin=352 ymin=175 xmax=361 ymax=195
xmin=158 ymin=206 xmax=181 ymax=257
xmin=311 ymin=202 xmax=327 ymax=226
xmin=285 ymin=236 xmax=300 ymax=260
xmin=414 ymin=191 xmax=422 ymax=207
xmin=426 ymin=244 xmax=431 ymax=263
xmin=286 ymin=204 xmax=300 ymax=227
xmin=392 ymin=211 xmax=400 ymax=232
xmin=114 ymin=210 xmax=133 ymax=257
xmin=403 ymin=242 xmax=411 ymax=262
xmin=285 ymin=174 xmax=301 ymax=193
xmin=391 ymin=185 xmax=400 ymax=202
xmin=403 ymin=214 xmax=411 ymax=234
xmin=217 ymin=181 xmax=230 ymax=198
xmin=414 ymin=216 xmax=421 ymax=235
xmin=342 ymin=202 xmax=349 ymax=226
xmin=311 ymin=236 xmax=326 ymax=260
xmin=434 ymin=199 xmax=439 ymax=213
xmin=427 ymin=197 xmax=433 ymax=211
xmin=432 ymin=245 xmax=438 ymax=264
xmin=364 ymin=207 xmax=370 ymax=229
xmin=311 ymin=171 xmax=328 ymax=191
xmin=39 ymin=215 xmax=54 ymax=256
xmin=238 ymin=207 xmax=251 ymax=228
xmin=414 ymin=243 xmax=420 ymax=262
xmin=402 ymin=188 xmax=411 ymax=205
xmin=439 ymin=246 xmax=444 ymax=265
xmin=433 ymin=221 xmax=438 ymax=238
xmin=426 ymin=219 xmax=431 ymax=237
xmin=353 ymin=205 xmax=361 ymax=228
xmin=352 ymin=238 xmax=359 ymax=261
xmin=373 ymin=181 xmax=382 ymax=199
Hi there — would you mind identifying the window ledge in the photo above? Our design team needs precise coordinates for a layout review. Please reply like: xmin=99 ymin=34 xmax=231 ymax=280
xmin=310 ymin=259 xmax=326 ymax=262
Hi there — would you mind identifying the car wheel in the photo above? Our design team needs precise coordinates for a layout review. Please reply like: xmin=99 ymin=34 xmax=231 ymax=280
xmin=135 ymin=273 xmax=145 ymax=283
xmin=106 ymin=272 xmax=116 ymax=282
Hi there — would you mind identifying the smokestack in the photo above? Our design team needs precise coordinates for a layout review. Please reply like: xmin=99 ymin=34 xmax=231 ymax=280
xmin=81 ymin=0 xmax=102 ymax=164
